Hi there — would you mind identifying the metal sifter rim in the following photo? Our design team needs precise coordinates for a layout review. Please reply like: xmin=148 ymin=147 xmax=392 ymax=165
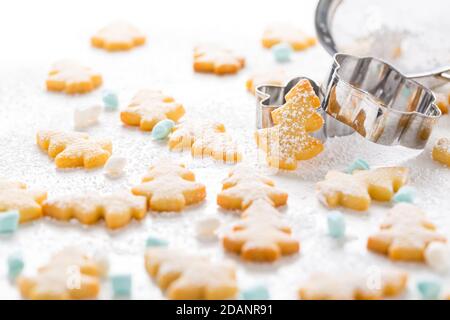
xmin=314 ymin=0 xmax=450 ymax=88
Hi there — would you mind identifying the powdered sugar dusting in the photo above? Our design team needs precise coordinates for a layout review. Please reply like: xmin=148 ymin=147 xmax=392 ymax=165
xmin=1 ymin=0 xmax=450 ymax=300
xmin=256 ymin=80 xmax=323 ymax=168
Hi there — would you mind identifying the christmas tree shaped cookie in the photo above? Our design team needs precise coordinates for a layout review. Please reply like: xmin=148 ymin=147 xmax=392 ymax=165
xmin=316 ymin=167 xmax=409 ymax=211
xmin=217 ymin=165 xmax=288 ymax=211
xmin=36 ymin=131 xmax=112 ymax=169
xmin=145 ymin=247 xmax=238 ymax=299
xmin=299 ymin=270 xmax=408 ymax=300
xmin=223 ymin=199 xmax=299 ymax=262
xmin=132 ymin=161 xmax=206 ymax=212
xmin=43 ymin=192 xmax=147 ymax=229
xmin=18 ymin=248 xmax=104 ymax=300
xmin=255 ymin=79 xmax=324 ymax=170
xmin=193 ymin=45 xmax=245 ymax=75
xmin=169 ymin=120 xmax=241 ymax=163
xmin=262 ymin=24 xmax=317 ymax=51
xmin=46 ymin=60 xmax=102 ymax=94
xmin=120 ymin=90 xmax=185 ymax=131
xmin=0 ymin=178 xmax=47 ymax=223
xmin=367 ymin=203 xmax=446 ymax=262
xmin=91 ymin=21 xmax=146 ymax=51
xmin=432 ymin=138 xmax=450 ymax=167
xmin=246 ymin=69 xmax=287 ymax=94
xmin=217 ymin=166 xmax=297 ymax=262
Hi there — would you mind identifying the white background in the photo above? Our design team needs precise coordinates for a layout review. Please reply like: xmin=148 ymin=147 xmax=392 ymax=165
xmin=0 ymin=0 xmax=450 ymax=299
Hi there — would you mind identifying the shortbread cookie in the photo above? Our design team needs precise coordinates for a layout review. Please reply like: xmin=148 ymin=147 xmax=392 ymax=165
xmin=255 ymin=79 xmax=324 ymax=170
xmin=120 ymin=90 xmax=185 ymax=131
xmin=436 ymin=93 xmax=449 ymax=114
xmin=132 ymin=162 xmax=206 ymax=212
xmin=169 ymin=120 xmax=241 ymax=163
xmin=217 ymin=165 xmax=288 ymax=211
xmin=145 ymin=247 xmax=238 ymax=299
xmin=36 ymin=130 xmax=112 ymax=169
xmin=246 ymin=69 xmax=287 ymax=94
xmin=432 ymin=138 xmax=450 ymax=167
xmin=355 ymin=167 xmax=409 ymax=202
xmin=0 ymin=178 xmax=47 ymax=223
xmin=18 ymin=248 xmax=103 ymax=300
xmin=223 ymin=199 xmax=299 ymax=262
xmin=46 ymin=60 xmax=102 ymax=94
xmin=262 ymin=24 xmax=317 ymax=50
xmin=299 ymin=270 xmax=408 ymax=300
xmin=193 ymin=45 xmax=245 ymax=75
xmin=434 ymin=84 xmax=450 ymax=114
xmin=43 ymin=193 xmax=147 ymax=229
xmin=316 ymin=167 xmax=409 ymax=211
xmin=367 ymin=203 xmax=446 ymax=261
xmin=91 ymin=21 xmax=146 ymax=51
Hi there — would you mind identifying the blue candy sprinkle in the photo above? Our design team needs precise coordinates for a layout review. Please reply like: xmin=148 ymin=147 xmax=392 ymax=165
xmin=111 ymin=274 xmax=132 ymax=298
xmin=272 ymin=43 xmax=293 ymax=63
xmin=417 ymin=280 xmax=441 ymax=300
xmin=7 ymin=252 xmax=24 ymax=280
xmin=102 ymin=90 xmax=119 ymax=111
xmin=327 ymin=211 xmax=346 ymax=238
xmin=145 ymin=236 xmax=169 ymax=248
xmin=393 ymin=186 xmax=416 ymax=204
xmin=0 ymin=211 xmax=20 ymax=234
xmin=241 ymin=285 xmax=270 ymax=300
xmin=151 ymin=119 xmax=175 ymax=140
xmin=345 ymin=159 xmax=370 ymax=174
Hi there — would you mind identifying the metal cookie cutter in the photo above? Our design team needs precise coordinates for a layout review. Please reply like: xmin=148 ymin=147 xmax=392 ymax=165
xmin=256 ymin=76 xmax=321 ymax=129
xmin=256 ymin=54 xmax=441 ymax=150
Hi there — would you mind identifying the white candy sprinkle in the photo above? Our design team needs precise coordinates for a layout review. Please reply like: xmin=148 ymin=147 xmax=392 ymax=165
xmin=424 ymin=242 xmax=450 ymax=273
xmin=196 ymin=217 xmax=221 ymax=240
xmin=73 ymin=105 xmax=102 ymax=130
xmin=104 ymin=156 xmax=127 ymax=178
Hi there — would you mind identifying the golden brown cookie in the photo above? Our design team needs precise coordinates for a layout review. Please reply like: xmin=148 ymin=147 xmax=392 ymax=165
xmin=43 ymin=193 xmax=147 ymax=229
xmin=217 ymin=165 xmax=288 ymax=211
xmin=434 ymin=84 xmax=450 ymax=114
xmin=316 ymin=167 xmax=409 ymax=211
xmin=120 ymin=90 xmax=185 ymax=131
xmin=246 ymin=69 xmax=287 ymax=95
xmin=222 ymin=199 xmax=299 ymax=262
xmin=46 ymin=60 xmax=102 ymax=94
xmin=91 ymin=21 xmax=146 ymax=51
xmin=262 ymin=24 xmax=317 ymax=50
xmin=436 ymin=93 xmax=449 ymax=114
xmin=193 ymin=45 xmax=245 ymax=75
xmin=18 ymin=248 xmax=104 ymax=300
xmin=0 ymin=178 xmax=47 ymax=223
xmin=132 ymin=161 xmax=206 ymax=212
xmin=145 ymin=247 xmax=238 ymax=299
xmin=169 ymin=120 xmax=241 ymax=163
xmin=367 ymin=203 xmax=447 ymax=261
xmin=36 ymin=130 xmax=112 ymax=169
xmin=255 ymin=79 xmax=324 ymax=170
xmin=299 ymin=270 xmax=408 ymax=300
xmin=432 ymin=138 xmax=450 ymax=167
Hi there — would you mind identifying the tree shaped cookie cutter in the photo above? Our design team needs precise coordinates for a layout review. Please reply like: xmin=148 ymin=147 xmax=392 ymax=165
xmin=256 ymin=53 xmax=442 ymax=150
